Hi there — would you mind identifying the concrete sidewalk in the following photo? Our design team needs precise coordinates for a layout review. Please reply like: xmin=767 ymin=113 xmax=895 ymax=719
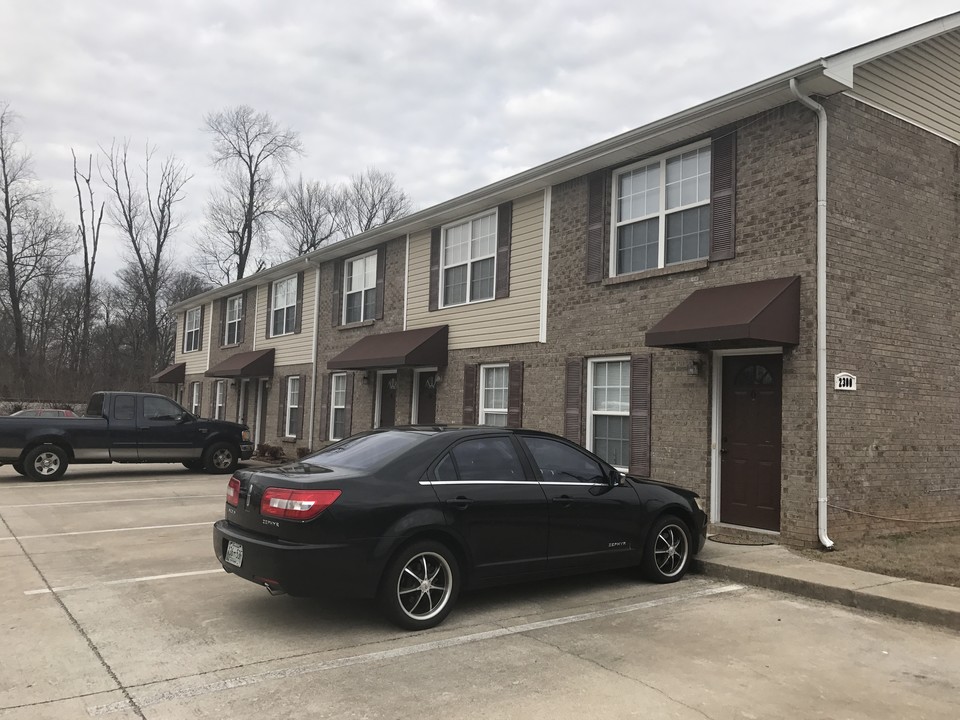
xmin=693 ymin=539 xmax=960 ymax=631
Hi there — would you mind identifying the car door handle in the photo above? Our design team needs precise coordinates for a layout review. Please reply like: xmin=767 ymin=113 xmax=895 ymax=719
xmin=444 ymin=496 xmax=474 ymax=509
xmin=551 ymin=495 xmax=574 ymax=506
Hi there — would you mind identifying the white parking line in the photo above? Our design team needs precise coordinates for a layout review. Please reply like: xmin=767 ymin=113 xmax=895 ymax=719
xmin=88 ymin=583 xmax=744 ymax=715
xmin=0 ymin=521 xmax=212 ymax=542
xmin=25 ymin=568 xmax=224 ymax=595
xmin=1 ymin=494 xmax=222 ymax=509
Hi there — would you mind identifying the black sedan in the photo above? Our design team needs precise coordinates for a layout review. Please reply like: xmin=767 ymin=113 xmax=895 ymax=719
xmin=213 ymin=427 xmax=707 ymax=630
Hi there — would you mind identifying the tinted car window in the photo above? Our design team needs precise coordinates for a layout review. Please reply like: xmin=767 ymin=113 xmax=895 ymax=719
xmin=143 ymin=397 xmax=183 ymax=421
xmin=451 ymin=437 xmax=527 ymax=483
xmin=114 ymin=396 xmax=136 ymax=422
xmin=522 ymin=436 xmax=607 ymax=484
xmin=434 ymin=454 xmax=457 ymax=483
xmin=304 ymin=431 xmax=428 ymax=471
xmin=86 ymin=394 xmax=104 ymax=417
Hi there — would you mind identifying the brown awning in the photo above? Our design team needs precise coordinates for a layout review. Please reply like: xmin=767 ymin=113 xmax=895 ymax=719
xmin=205 ymin=348 xmax=275 ymax=378
xmin=150 ymin=362 xmax=185 ymax=384
xmin=645 ymin=276 xmax=801 ymax=350
xmin=327 ymin=325 xmax=448 ymax=370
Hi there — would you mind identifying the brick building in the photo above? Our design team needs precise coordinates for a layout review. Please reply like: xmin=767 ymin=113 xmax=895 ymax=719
xmin=157 ymin=14 xmax=960 ymax=546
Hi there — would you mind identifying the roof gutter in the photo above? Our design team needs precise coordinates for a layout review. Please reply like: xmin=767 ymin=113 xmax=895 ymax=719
xmin=789 ymin=78 xmax=834 ymax=550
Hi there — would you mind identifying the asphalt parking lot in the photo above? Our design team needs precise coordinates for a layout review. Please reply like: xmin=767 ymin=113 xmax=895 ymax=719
xmin=1 ymin=463 xmax=958 ymax=719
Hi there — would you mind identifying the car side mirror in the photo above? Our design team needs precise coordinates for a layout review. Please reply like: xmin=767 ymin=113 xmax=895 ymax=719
xmin=178 ymin=412 xmax=193 ymax=424
xmin=608 ymin=468 xmax=621 ymax=486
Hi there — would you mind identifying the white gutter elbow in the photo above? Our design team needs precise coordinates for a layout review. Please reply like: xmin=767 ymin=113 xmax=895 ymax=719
xmin=789 ymin=78 xmax=834 ymax=550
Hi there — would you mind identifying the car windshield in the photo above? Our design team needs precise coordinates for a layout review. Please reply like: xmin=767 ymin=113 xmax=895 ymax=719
xmin=303 ymin=431 xmax=428 ymax=471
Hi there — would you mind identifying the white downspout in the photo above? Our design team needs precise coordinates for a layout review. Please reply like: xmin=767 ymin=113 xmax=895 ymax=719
xmin=790 ymin=78 xmax=834 ymax=550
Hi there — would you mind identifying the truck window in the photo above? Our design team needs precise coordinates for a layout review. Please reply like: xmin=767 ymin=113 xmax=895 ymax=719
xmin=114 ymin=396 xmax=136 ymax=422
xmin=143 ymin=397 xmax=183 ymax=422
xmin=86 ymin=393 xmax=104 ymax=418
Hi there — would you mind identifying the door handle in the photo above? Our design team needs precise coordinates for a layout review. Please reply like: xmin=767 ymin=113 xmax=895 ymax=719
xmin=444 ymin=496 xmax=474 ymax=509
xmin=551 ymin=495 xmax=574 ymax=506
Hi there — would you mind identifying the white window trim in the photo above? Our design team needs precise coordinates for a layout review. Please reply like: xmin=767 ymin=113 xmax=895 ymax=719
xmin=609 ymin=139 xmax=711 ymax=276
xmin=184 ymin=307 xmax=202 ymax=353
xmin=479 ymin=363 xmax=509 ymax=426
xmin=224 ymin=294 xmax=243 ymax=345
xmin=214 ymin=380 xmax=226 ymax=420
xmin=343 ymin=251 xmax=378 ymax=324
xmin=439 ymin=207 xmax=498 ymax=309
xmin=285 ymin=376 xmax=300 ymax=437
xmin=190 ymin=382 xmax=201 ymax=416
xmin=329 ymin=373 xmax=347 ymax=441
xmin=586 ymin=356 xmax=631 ymax=472
xmin=374 ymin=370 xmax=397 ymax=429
xmin=270 ymin=275 xmax=298 ymax=338
xmin=411 ymin=367 xmax=438 ymax=424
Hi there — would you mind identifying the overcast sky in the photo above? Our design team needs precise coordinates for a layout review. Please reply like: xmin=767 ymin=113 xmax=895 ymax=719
xmin=2 ymin=0 xmax=958 ymax=281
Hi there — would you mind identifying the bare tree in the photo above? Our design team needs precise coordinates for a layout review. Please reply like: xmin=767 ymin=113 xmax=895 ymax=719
xmin=0 ymin=104 xmax=73 ymax=393
xmin=277 ymin=175 xmax=338 ymax=257
xmin=334 ymin=167 xmax=412 ymax=238
xmin=100 ymin=139 xmax=190 ymax=380
xmin=202 ymin=105 xmax=303 ymax=281
xmin=72 ymin=149 xmax=103 ymax=376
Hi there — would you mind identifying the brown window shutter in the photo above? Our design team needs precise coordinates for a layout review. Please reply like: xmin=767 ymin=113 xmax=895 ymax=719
xmin=318 ymin=374 xmax=330 ymax=441
xmin=297 ymin=374 xmax=305 ymax=438
xmin=197 ymin=382 xmax=203 ymax=417
xmin=294 ymin=271 xmax=305 ymax=334
xmin=507 ymin=360 xmax=523 ymax=428
xmin=218 ymin=299 xmax=226 ymax=346
xmin=586 ymin=173 xmax=605 ymax=283
xmin=343 ymin=373 xmax=355 ymax=436
xmin=495 ymin=201 xmax=513 ymax=299
xmin=178 ymin=312 xmax=185 ymax=353
xmin=265 ymin=282 xmax=274 ymax=339
xmin=563 ymin=358 xmax=583 ymax=442
xmin=278 ymin=376 xmax=288 ymax=436
xmin=709 ymin=131 xmax=737 ymax=261
xmin=629 ymin=354 xmax=652 ymax=477
xmin=198 ymin=305 xmax=205 ymax=351
xmin=375 ymin=244 xmax=387 ymax=320
xmin=331 ymin=261 xmax=343 ymax=327
xmin=428 ymin=227 xmax=441 ymax=311
xmin=237 ymin=291 xmax=247 ymax=344
xmin=462 ymin=363 xmax=478 ymax=424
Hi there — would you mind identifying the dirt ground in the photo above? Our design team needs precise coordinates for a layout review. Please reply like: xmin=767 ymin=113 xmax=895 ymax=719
xmin=794 ymin=525 xmax=960 ymax=588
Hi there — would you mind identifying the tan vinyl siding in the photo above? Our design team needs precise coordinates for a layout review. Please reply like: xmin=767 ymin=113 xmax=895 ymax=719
xmin=853 ymin=30 xmax=960 ymax=143
xmin=407 ymin=190 xmax=544 ymax=349
xmin=254 ymin=271 xmax=317 ymax=365
xmin=177 ymin=303 xmax=211 ymax=375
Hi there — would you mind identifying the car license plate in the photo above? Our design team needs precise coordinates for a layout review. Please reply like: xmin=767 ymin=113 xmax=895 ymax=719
xmin=225 ymin=540 xmax=243 ymax=567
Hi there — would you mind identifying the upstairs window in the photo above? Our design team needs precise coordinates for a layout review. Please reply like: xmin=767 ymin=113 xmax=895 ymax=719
xmin=344 ymin=252 xmax=377 ymax=324
xmin=224 ymin=294 xmax=243 ymax=345
xmin=271 ymin=276 xmax=298 ymax=337
xmin=441 ymin=211 xmax=497 ymax=307
xmin=612 ymin=143 xmax=711 ymax=275
xmin=184 ymin=307 xmax=202 ymax=352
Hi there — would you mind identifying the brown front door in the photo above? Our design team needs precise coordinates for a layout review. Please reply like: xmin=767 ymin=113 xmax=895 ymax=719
xmin=415 ymin=371 xmax=437 ymax=424
xmin=377 ymin=372 xmax=397 ymax=428
xmin=720 ymin=354 xmax=782 ymax=531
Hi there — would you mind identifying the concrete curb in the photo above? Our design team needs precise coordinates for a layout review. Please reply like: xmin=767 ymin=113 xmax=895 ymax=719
xmin=692 ymin=557 xmax=960 ymax=632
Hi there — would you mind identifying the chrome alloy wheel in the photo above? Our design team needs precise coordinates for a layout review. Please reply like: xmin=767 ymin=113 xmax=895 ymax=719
xmin=32 ymin=451 xmax=62 ymax=477
xmin=211 ymin=448 xmax=234 ymax=470
xmin=653 ymin=522 xmax=689 ymax=578
xmin=396 ymin=551 xmax=453 ymax=621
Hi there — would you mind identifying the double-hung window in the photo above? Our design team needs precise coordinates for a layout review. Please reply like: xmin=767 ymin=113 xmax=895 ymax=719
xmin=587 ymin=357 xmax=630 ymax=469
xmin=330 ymin=373 xmax=347 ymax=440
xmin=285 ymin=377 xmax=300 ymax=437
xmin=213 ymin=380 xmax=226 ymax=420
xmin=612 ymin=143 xmax=711 ymax=275
xmin=224 ymin=294 xmax=243 ymax=345
xmin=479 ymin=364 xmax=508 ymax=427
xmin=441 ymin=211 xmax=496 ymax=307
xmin=184 ymin=307 xmax=201 ymax=352
xmin=271 ymin=276 xmax=297 ymax=337
xmin=190 ymin=382 xmax=202 ymax=416
xmin=344 ymin=253 xmax=377 ymax=324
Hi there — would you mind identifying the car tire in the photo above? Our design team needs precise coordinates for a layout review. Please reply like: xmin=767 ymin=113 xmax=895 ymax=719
xmin=182 ymin=460 xmax=203 ymax=471
xmin=641 ymin=514 xmax=691 ymax=583
xmin=202 ymin=442 xmax=239 ymax=474
xmin=23 ymin=444 xmax=69 ymax=482
xmin=12 ymin=462 xmax=26 ymax=476
xmin=378 ymin=540 xmax=460 ymax=631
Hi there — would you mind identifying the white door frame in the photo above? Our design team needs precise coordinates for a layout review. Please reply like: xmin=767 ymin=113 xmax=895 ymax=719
xmin=710 ymin=347 xmax=783 ymax=526
xmin=374 ymin=370 xmax=398 ymax=428
xmin=411 ymin=367 xmax=438 ymax=424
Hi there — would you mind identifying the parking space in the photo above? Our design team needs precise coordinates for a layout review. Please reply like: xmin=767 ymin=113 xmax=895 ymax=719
xmin=1 ymin=462 xmax=958 ymax=719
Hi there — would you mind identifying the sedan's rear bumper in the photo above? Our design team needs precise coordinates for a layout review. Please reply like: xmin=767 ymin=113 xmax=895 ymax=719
xmin=213 ymin=520 xmax=380 ymax=598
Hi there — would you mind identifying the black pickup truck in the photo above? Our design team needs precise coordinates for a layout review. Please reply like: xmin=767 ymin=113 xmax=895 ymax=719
xmin=0 ymin=391 xmax=254 ymax=482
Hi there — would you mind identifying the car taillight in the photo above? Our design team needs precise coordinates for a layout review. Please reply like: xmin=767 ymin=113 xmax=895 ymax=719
xmin=261 ymin=488 xmax=341 ymax=521
xmin=226 ymin=477 xmax=240 ymax=507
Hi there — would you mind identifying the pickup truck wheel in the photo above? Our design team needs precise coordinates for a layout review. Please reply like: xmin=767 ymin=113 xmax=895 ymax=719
xmin=203 ymin=442 xmax=239 ymax=474
xmin=12 ymin=462 xmax=25 ymax=476
xmin=24 ymin=445 xmax=68 ymax=482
